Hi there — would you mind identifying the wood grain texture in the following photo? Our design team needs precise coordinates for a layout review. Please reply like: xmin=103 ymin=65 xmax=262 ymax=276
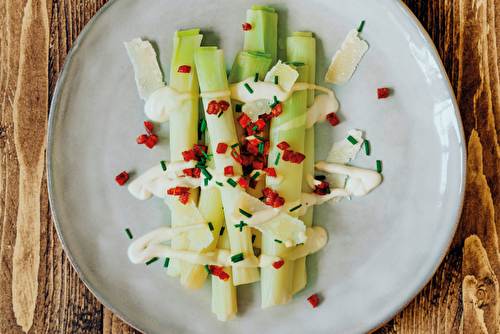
xmin=1 ymin=0 xmax=499 ymax=332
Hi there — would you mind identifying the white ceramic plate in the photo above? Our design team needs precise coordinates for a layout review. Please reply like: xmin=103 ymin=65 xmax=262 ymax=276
xmin=47 ymin=0 xmax=465 ymax=333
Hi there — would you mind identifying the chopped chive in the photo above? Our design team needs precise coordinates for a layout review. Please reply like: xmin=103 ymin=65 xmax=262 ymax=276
xmin=202 ymin=168 xmax=212 ymax=180
xmin=258 ymin=195 xmax=266 ymax=201
xmin=347 ymin=135 xmax=358 ymax=145
xmin=250 ymin=171 xmax=260 ymax=181
xmin=125 ymin=228 xmax=133 ymax=239
xmin=358 ymin=20 xmax=365 ymax=32
xmin=315 ymin=175 xmax=326 ymax=181
xmin=200 ymin=147 xmax=211 ymax=161
xmin=235 ymin=221 xmax=248 ymax=232
xmin=275 ymin=152 xmax=281 ymax=165
xmin=326 ymin=186 xmax=331 ymax=194
xmin=290 ymin=204 xmax=302 ymax=212
xmin=200 ymin=119 xmax=207 ymax=132
xmin=252 ymin=125 xmax=258 ymax=131
xmin=269 ymin=101 xmax=278 ymax=109
xmin=274 ymin=239 xmax=282 ymax=243
xmin=244 ymin=83 xmax=254 ymax=94
xmin=254 ymin=135 xmax=264 ymax=141
xmin=219 ymin=226 xmax=225 ymax=236
xmin=252 ymin=234 xmax=256 ymax=243
xmin=235 ymin=104 xmax=242 ymax=113
xmin=164 ymin=257 xmax=170 ymax=268
xmin=196 ymin=163 xmax=207 ymax=169
xmin=200 ymin=156 xmax=206 ymax=164
xmin=227 ymin=178 xmax=237 ymax=188
xmin=273 ymin=95 xmax=278 ymax=104
xmin=254 ymin=73 xmax=259 ymax=82
xmin=160 ymin=160 xmax=167 ymax=172
xmin=231 ymin=253 xmax=244 ymax=263
xmin=230 ymin=143 xmax=239 ymax=149
xmin=208 ymin=222 xmax=214 ymax=231
xmin=258 ymin=142 xmax=264 ymax=153
xmin=239 ymin=208 xmax=253 ymax=218
xmin=204 ymin=178 xmax=209 ymax=187
xmin=364 ymin=140 xmax=370 ymax=156
xmin=376 ymin=160 xmax=382 ymax=173
xmin=145 ymin=257 xmax=159 ymax=265
xmin=218 ymin=111 xmax=224 ymax=118
xmin=205 ymin=264 xmax=211 ymax=274
xmin=216 ymin=181 xmax=224 ymax=187
xmin=274 ymin=75 xmax=278 ymax=84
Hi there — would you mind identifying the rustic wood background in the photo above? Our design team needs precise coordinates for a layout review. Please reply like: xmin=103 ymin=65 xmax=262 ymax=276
xmin=0 ymin=0 xmax=497 ymax=332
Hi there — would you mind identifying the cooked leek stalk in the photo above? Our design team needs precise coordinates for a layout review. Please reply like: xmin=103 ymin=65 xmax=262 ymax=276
xmin=261 ymin=64 xmax=308 ymax=308
xmin=212 ymin=222 xmax=237 ymax=321
xmin=287 ymin=32 xmax=316 ymax=294
xmin=244 ymin=6 xmax=278 ymax=65
xmin=180 ymin=136 xmax=224 ymax=290
xmin=167 ymin=29 xmax=203 ymax=276
xmin=195 ymin=47 xmax=259 ymax=285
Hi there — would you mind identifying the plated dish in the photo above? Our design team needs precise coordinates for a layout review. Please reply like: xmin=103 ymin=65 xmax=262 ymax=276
xmin=47 ymin=0 xmax=465 ymax=333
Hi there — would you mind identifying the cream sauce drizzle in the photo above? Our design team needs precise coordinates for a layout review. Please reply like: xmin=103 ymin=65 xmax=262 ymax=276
xmin=146 ymin=77 xmax=337 ymax=127
xmin=228 ymin=77 xmax=338 ymax=129
xmin=297 ymin=161 xmax=382 ymax=216
xmin=128 ymin=225 xmax=327 ymax=268
xmin=128 ymin=161 xmax=276 ymax=200
xmin=144 ymin=86 xmax=198 ymax=122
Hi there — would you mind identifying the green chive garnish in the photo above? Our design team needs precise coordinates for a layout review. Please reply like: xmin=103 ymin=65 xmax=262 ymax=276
xmin=258 ymin=142 xmax=264 ymax=153
xmin=326 ymin=186 xmax=331 ymax=194
xmin=269 ymin=101 xmax=278 ymax=109
xmin=219 ymin=226 xmax=225 ymax=236
xmin=273 ymin=95 xmax=278 ymax=104
xmin=231 ymin=143 xmax=239 ymax=149
xmin=235 ymin=104 xmax=242 ymax=113
xmin=202 ymin=168 xmax=212 ymax=181
xmin=252 ymin=125 xmax=258 ymax=131
xmin=275 ymin=152 xmax=281 ymax=165
xmin=125 ymin=228 xmax=133 ymax=239
xmin=235 ymin=221 xmax=248 ymax=231
xmin=160 ymin=161 xmax=167 ymax=172
xmin=250 ymin=171 xmax=260 ymax=182
xmin=164 ymin=258 xmax=170 ymax=268
xmin=274 ymin=75 xmax=278 ymax=84
xmin=239 ymin=208 xmax=253 ymax=218
xmin=200 ymin=147 xmax=211 ymax=161
xmin=258 ymin=195 xmax=266 ymax=201
xmin=376 ymin=160 xmax=382 ymax=173
xmin=290 ymin=204 xmax=302 ymax=212
xmin=208 ymin=222 xmax=214 ymax=231
xmin=218 ymin=111 xmax=224 ymax=118
xmin=252 ymin=234 xmax=256 ymax=243
xmin=347 ymin=135 xmax=358 ymax=145
xmin=200 ymin=119 xmax=207 ymax=132
xmin=244 ymin=83 xmax=254 ymax=94
xmin=145 ymin=257 xmax=159 ymax=265
xmin=364 ymin=140 xmax=370 ymax=156
xmin=227 ymin=178 xmax=237 ymax=188
xmin=204 ymin=178 xmax=209 ymax=187
xmin=254 ymin=135 xmax=264 ymax=141
xmin=254 ymin=73 xmax=259 ymax=82
xmin=274 ymin=239 xmax=282 ymax=243
xmin=231 ymin=253 xmax=244 ymax=263
xmin=358 ymin=20 xmax=365 ymax=32
xmin=216 ymin=181 xmax=224 ymax=187
xmin=205 ymin=264 xmax=211 ymax=274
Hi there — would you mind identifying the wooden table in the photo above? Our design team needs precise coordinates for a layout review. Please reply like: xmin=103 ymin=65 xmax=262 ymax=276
xmin=0 ymin=0 xmax=496 ymax=332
